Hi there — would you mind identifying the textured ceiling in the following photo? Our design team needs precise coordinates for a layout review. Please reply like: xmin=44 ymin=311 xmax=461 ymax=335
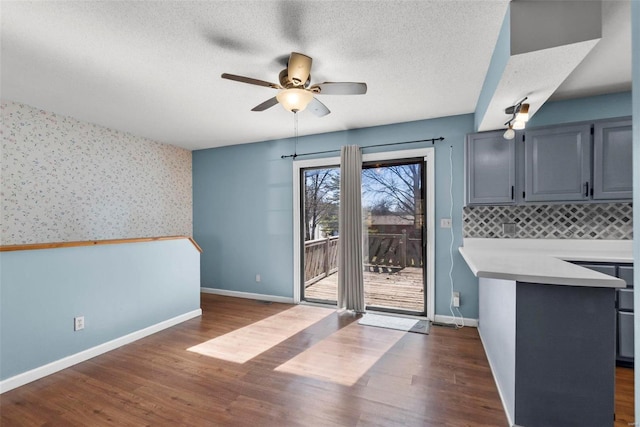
xmin=551 ymin=0 xmax=632 ymax=100
xmin=0 ymin=1 xmax=631 ymax=151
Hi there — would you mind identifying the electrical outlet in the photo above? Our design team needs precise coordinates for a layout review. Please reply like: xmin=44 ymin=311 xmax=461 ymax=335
xmin=452 ymin=292 xmax=460 ymax=308
xmin=440 ymin=218 xmax=452 ymax=228
xmin=503 ymin=222 xmax=517 ymax=236
xmin=255 ymin=274 xmax=261 ymax=283
xmin=74 ymin=316 xmax=85 ymax=331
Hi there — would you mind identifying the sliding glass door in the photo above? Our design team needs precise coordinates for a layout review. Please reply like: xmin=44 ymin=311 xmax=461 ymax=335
xmin=361 ymin=159 xmax=425 ymax=314
xmin=297 ymin=150 xmax=431 ymax=317
xmin=300 ymin=159 xmax=425 ymax=314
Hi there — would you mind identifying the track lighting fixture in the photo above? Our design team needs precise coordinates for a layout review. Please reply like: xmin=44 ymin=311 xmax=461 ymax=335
xmin=503 ymin=97 xmax=530 ymax=139
xmin=512 ymin=120 xmax=525 ymax=130
xmin=503 ymin=124 xmax=515 ymax=140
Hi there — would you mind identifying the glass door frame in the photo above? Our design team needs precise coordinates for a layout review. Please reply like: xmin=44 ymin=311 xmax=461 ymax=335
xmin=292 ymin=147 xmax=435 ymax=321
xmin=299 ymin=164 xmax=341 ymax=305
xmin=361 ymin=157 xmax=427 ymax=316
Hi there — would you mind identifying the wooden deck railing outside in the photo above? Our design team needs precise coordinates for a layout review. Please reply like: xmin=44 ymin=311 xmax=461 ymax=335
xmin=304 ymin=232 xmax=423 ymax=286
xmin=365 ymin=232 xmax=422 ymax=268
xmin=304 ymin=236 xmax=339 ymax=287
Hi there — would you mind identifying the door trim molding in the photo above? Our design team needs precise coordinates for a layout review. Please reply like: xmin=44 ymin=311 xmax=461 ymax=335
xmin=292 ymin=148 xmax=435 ymax=321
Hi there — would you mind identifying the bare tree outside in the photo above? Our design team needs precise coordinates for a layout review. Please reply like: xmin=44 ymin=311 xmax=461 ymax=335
xmin=362 ymin=163 xmax=422 ymax=227
xmin=303 ymin=164 xmax=422 ymax=240
xmin=304 ymin=168 xmax=339 ymax=241
xmin=361 ymin=163 xmax=424 ymax=270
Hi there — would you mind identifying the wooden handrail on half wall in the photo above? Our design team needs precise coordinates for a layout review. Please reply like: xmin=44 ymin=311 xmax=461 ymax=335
xmin=0 ymin=236 xmax=202 ymax=253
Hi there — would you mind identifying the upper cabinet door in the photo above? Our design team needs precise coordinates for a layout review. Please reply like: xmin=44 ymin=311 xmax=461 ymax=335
xmin=593 ymin=118 xmax=633 ymax=200
xmin=466 ymin=131 xmax=515 ymax=205
xmin=524 ymin=124 xmax=592 ymax=202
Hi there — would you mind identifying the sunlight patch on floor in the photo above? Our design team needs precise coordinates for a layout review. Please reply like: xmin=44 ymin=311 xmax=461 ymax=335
xmin=187 ymin=305 xmax=334 ymax=363
xmin=274 ymin=321 xmax=405 ymax=386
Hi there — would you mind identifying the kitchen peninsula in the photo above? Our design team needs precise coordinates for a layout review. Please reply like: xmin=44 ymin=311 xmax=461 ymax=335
xmin=460 ymin=238 xmax=631 ymax=427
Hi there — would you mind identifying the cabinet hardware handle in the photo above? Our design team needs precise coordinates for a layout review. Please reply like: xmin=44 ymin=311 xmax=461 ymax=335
xmin=511 ymin=186 xmax=514 ymax=200
xmin=584 ymin=181 xmax=590 ymax=198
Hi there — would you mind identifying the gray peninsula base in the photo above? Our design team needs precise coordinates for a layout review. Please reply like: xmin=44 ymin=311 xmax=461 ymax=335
xmin=479 ymin=277 xmax=616 ymax=427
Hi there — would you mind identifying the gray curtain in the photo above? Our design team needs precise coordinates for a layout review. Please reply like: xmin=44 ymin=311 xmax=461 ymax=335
xmin=337 ymin=145 xmax=365 ymax=312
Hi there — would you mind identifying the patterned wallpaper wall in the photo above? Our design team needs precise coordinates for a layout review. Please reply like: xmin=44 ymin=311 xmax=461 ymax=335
xmin=463 ymin=203 xmax=632 ymax=240
xmin=1 ymin=101 xmax=192 ymax=245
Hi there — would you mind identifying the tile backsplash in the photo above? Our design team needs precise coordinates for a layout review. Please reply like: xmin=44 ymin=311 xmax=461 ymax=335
xmin=463 ymin=203 xmax=632 ymax=240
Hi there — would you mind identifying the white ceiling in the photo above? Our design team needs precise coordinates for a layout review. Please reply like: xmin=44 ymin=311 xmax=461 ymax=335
xmin=0 ymin=1 xmax=631 ymax=151
xmin=551 ymin=0 xmax=632 ymax=100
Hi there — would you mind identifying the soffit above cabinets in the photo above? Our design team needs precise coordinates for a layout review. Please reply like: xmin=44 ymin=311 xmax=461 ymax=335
xmin=476 ymin=0 xmax=631 ymax=133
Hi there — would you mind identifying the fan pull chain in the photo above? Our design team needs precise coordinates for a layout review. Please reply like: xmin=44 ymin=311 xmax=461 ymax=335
xmin=293 ymin=111 xmax=299 ymax=158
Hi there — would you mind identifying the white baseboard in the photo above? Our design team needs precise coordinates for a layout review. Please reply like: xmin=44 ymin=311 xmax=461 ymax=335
xmin=478 ymin=327 xmax=515 ymax=427
xmin=433 ymin=314 xmax=478 ymax=327
xmin=0 ymin=309 xmax=202 ymax=394
xmin=201 ymin=287 xmax=295 ymax=304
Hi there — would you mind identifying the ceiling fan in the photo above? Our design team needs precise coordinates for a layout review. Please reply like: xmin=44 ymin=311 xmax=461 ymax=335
xmin=221 ymin=52 xmax=367 ymax=117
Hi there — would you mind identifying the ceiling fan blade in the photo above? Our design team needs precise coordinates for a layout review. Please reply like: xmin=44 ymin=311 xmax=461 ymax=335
xmin=310 ymin=82 xmax=367 ymax=95
xmin=221 ymin=73 xmax=281 ymax=89
xmin=307 ymin=97 xmax=330 ymax=117
xmin=287 ymin=52 xmax=312 ymax=86
xmin=251 ymin=97 xmax=279 ymax=112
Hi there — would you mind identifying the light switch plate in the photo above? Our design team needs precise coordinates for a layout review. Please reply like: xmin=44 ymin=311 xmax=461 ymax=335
xmin=440 ymin=218 xmax=452 ymax=228
xmin=74 ymin=316 xmax=85 ymax=331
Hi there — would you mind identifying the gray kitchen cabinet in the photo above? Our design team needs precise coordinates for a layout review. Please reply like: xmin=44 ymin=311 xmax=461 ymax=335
xmin=578 ymin=263 xmax=617 ymax=277
xmin=465 ymin=116 xmax=631 ymax=205
xmin=619 ymin=265 xmax=634 ymax=287
xmin=593 ymin=118 xmax=633 ymax=200
xmin=465 ymin=131 xmax=515 ymax=205
xmin=618 ymin=265 xmax=634 ymax=312
xmin=619 ymin=289 xmax=633 ymax=311
xmin=617 ymin=264 xmax=634 ymax=366
xmin=618 ymin=312 xmax=634 ymax=359
xmin=575 ymin=262 xmax=634 ymax=367
xmin=524 ymin=124 xmax=592 ymax=202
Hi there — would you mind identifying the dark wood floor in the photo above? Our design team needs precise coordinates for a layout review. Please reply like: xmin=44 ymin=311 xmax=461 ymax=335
xmin=616 ymin=365 xmax=635 ymax=427
xmin=0 ymin=294 xmax=633 ymax=426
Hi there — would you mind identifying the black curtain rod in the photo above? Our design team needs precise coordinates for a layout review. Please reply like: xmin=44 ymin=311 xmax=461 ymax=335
xmin=281 ymin=137 xmax=445 ymax=159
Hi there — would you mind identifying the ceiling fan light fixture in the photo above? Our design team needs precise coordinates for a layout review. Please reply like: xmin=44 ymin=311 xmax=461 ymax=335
xmin=276 ymin=88 xmax=314 ymax=113
xmin=222 ymin=52 xmax=366 ymax=116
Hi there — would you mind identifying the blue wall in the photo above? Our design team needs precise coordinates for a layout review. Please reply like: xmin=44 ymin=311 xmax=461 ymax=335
xmin=0 ymin=239 xmax=201 ymax=382
xmin=193 ymin=91 xmax=633 ymax=320
xmin=528 ymin=91 xmax=632 ymax=127
xmin=194 ymin=114 xmax=479 ymax=318
xmin=475 ymin=6 xmax=511 ymax=131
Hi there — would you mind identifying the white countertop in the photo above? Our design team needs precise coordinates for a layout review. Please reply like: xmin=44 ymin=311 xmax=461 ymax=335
xmin=459 ymin=238 xmax=632 ymax=288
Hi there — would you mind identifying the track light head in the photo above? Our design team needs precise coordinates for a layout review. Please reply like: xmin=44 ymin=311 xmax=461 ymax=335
xmin=504 ymin=97 xmax=530 ymax=136
xmin=503 ymin=125 xmax=515 ymax=140
xmin=516 ymin=103 xmax=529 ymax=122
